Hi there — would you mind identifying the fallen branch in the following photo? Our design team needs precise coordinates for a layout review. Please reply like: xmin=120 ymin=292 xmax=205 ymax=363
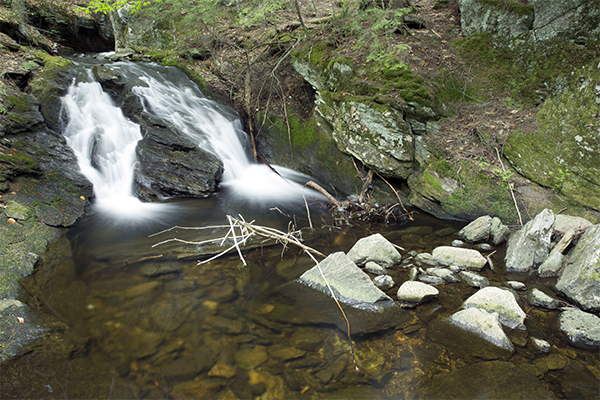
xmin=305 ymin=180 xmax=340 ymax=207
xmin=495 ymin=147 xmax=523 ymax=226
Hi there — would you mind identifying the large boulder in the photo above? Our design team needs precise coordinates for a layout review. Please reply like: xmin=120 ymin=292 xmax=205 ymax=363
xmin=505 ymin=208 xmax=555 ymax=272
xmin=558 ymin=308 xmax=600 ymax=349
xmin=266 ymin=252 xmax=411 ymax=336
xmin=448 ymin=308 xmax=514 ymax=352
xmin=459 ymin=0 xmax=533 ymax=39
xmin=556 ymin=224 xmax=600 ymax=311
xmin=458 ymin=215 xmax=492 ymax=243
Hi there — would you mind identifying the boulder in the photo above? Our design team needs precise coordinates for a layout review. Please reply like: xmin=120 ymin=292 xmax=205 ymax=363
xmin=538 ymin=251 xmax=565 ymax=278
xmin=458 ymin=215 xmax=492 ymax=243
xmin=459 ymin=0 xmax=533 ymax=39
xmin=463 ymin=287 xmax=526 ymax=330
xmin=373 ymin=275 xmax=394 ymax=290
xmin=396 ymin=280 xmax=439 ymax=304
xmin=558 ymin=308 xmax=600 ymax=349
xmin=448 ymin=308 xmax=514 ymax=351
xmin=347 ymin=233 xmax=402 ymax=267
xmin=266 ymin=252 xmax=411 ymax=336
xmin=432 ymin=246 xmax=487 ymax=270
xmin=527 ymin=288 xmax=560 ymax=309
xmin=556 ymin=225 xmax=600 ymax=311
xmin=505 ymin=208 xmax=555 ymax=273
xmin=554 ymin=214 xmax=593 ymax=233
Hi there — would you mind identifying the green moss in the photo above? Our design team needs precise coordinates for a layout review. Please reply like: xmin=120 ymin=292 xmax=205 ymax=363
xmin=5 ymin=95 xmax=36 ymax=113
xmin=477 ymin=0 xmax=533 ymax=16
xmin=286 ymin=109 xmax=318 ymax=151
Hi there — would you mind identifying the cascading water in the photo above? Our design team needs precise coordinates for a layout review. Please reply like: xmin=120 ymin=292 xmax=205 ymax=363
xmin=60 ymin=60 xmax=321 ymax=221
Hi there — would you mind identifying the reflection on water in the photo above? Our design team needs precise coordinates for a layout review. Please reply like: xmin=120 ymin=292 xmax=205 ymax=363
xmin=2 ymin=209 xmax=599 ymax=399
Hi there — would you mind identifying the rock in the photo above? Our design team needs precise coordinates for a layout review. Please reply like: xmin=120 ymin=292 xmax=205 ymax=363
xmin=4 ymin=201 xmax=32 ymax=220
xmin=506 ymin=281 xmax=526 ymax=291
xmin=235 ymin=345 xmax=268 ymax=370
xmin=531 ymin=337 xmax=551 ymax=354
xmin=421 ymin=360 xmax=557 ymax=399
xmin=554 ymin=214 xmax=593 ymax=233
xmin=505 ymin=209 xmax=555 ymax=273
xmin=268 ymin=252 xmax=411 ymax=335
xmin=459 ymin=270 xmax=489 ymax=288
xmin=165 ymin=352 xmax=214 ymax=381
xmin=459 ymin=215 xmax=492 ymax=243
xmin=408 ymin=267 xmax=419 ymax=281
xmin=558 ymin=308 xmax=600 ymax=349
xmin=527 ymin=288 xmax=560 ymax=309
xmin=267 ymin=344 xmax=306 ymax=362
xmin=451 ymin=239 xmax=465 ymax=247
xmin=347 ymin=233 xmax=402 ymax=267
xmin=414 ymin=252 xmax=438 ymax=267
xmin=364 ymin=261 xmax=387 ymax=275
xmin=490 ymin=217 xmax=511 ymax=246
xmin=459 ymin=0 xmax=533 ymax=39
xmin=556 ymin=224 xmax=600 ymax=311
xmin=208 ymin=360 xmax=237 ymax=378
xmin=419 ymin=275 xmax=445 ymax=285
xmin=432 ymin=246 xmax=487 ymax=270
xmin=138 ymin=260 xmax=181 ymax=277
xmin=474 ymin=243 xmax=493 ymax=251
xmin=463 ymin=287 xmax=526 ymax=330
xmin=448 ymin=308 xmax=514 ymax=351
xmin=373 ymin=275 xmax=394 ymax=290
xmin=538 ymin=251 xmax=565 ymax=278
xmin=427 ymin=267 xmax=460 ymax=283
xmin=0 ymin=300 xmax=50 ymax=362
xmin=534 ymin=353 xmax=570 ymax=373
xmin=396 ymin=281 xmax=439 ymax=304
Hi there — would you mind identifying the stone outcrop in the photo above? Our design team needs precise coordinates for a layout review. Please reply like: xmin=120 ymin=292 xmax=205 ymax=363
xmin=505 ymin=208 xmax=555 ymax=272
xmin=556 ymin=224 xmax=600 ymax=311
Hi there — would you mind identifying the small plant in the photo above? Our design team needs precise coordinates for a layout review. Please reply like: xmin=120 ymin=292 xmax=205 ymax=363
xmin=549 ymin=168 xmax=570 ymax=191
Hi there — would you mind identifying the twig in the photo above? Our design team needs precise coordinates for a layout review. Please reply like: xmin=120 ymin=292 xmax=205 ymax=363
xmin=305 ymin=180 xmax=340 ymax=207
xmin=495 ymin=147 xmax=523 ymax=226
xmin=303 ymin=190 xmax=314 ymax=231
xmin=374 ymin=172 xmax=412 ymax=219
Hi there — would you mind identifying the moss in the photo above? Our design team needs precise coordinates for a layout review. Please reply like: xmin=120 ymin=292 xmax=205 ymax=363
xmin=0 ymin=150 xmax=40 ymax=175
xmin=5 ymin=95 xmax=36 ymax=113
xmin=477 ymin=0 xmax=534 ymax=16
xmin=286 ymin=109 xmax=318 ymax=151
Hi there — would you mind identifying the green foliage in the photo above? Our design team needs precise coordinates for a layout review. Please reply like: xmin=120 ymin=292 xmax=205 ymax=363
xmin=77 ymin=0 xmax=161 ymax=14
xmin=238 ymin=0 xmax=288 ymax=26
xmin=548 ymin=168 xmax=571 ymax=191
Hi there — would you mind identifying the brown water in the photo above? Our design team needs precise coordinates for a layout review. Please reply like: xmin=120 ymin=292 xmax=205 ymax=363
xmin=1 ymin=203 xmax=599 ymax=399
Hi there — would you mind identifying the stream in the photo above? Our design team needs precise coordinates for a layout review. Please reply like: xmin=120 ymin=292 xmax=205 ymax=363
xmin=0 ymin=58 xmax=598 ymax=399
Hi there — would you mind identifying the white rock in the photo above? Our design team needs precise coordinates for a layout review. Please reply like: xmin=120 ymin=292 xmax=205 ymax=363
xmin=373 ymin=275 xmax=394 ymax=290
xmin=396 ymin=281 xmax=439 ymax=304
xmin=448 ymin=308 xmax=514 ymax=351
xmin=505 ymin=209 xmax=555 ymax=272
xmin=463 ymin=287 xmax=526 ymax=330
xmin=347 ymin=233 xmax=402 ymax=267
xmin=432 ymin=246 xmax=487 ymax=270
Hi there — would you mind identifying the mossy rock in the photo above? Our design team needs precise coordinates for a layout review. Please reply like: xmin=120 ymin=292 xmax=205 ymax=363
xmin=504 ymin=61 xmax=600 ymax=212
xmin=407 ymin=156 xmax=520 ymax=223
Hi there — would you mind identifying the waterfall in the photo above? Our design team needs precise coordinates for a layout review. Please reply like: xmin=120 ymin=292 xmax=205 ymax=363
xmin=60 ymin=61 xmax=320 ymax=221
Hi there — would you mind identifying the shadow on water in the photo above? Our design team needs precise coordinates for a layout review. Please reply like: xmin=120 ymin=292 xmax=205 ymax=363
xmin=1 ymin=59 xmax=598 ymax=399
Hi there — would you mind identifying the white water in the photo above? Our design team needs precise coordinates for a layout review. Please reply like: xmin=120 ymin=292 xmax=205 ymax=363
xmin=60 ymin=61 xmax=320 ymax=221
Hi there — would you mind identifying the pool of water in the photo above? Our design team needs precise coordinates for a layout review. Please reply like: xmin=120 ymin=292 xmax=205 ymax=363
xmin=1 ymin=200 xmax=598 ymax=399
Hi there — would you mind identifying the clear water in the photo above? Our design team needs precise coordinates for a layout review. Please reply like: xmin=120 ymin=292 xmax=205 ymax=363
xmin=1 ymin=60 xmax=598 ymax=399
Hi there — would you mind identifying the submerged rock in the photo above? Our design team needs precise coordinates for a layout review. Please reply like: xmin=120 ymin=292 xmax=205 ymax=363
xmin=448 ymin=308 xmax=514 ymax=351
xmin=267 ymin=252 xmax=411 ymax=335
xmin=458 ymin=270 xmax=489 ymax=288
xmin=396 ymin=280 xmax=439 ymax=304
xmin=527 ymin=288 xmax=560 ymax=310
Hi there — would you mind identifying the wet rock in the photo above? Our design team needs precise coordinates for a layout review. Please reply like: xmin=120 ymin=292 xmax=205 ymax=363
xmin=373 ymin=275 xmax=394 ymax=290
xmin=418 ymin=275 xmax=445 ymax=285
xmin=289 ymin=330 xmax=323 ymax=351
xmin=269 ymin=255 xmax=411 ymax=336
xmin=165 ymin=351 xmax=215 ymax=381
xmin=558 ymin=308 xmax=600 ymax=349
xmin=421 ymin=360 xmax=556 ymax=399
xmin=556 ymin=224 xmax=600 ymax=311
xmin=458 ymin=270 xmax=489 ymax=288
xmin=527 ymin=288 xmax=560 ymax=309
xmin=432 ymin=246 xmax=487 ymax=270
xmin=414 ymin=252 xmax=438 ymax=267
xmin=408 ymin=267 xmax=419 ymax=281
xmin=535 ymin=353 xmax=570 ymax=373
xmin=164 ymin=278 xmax=199 ymax=294
xmin=0 ymin=300 xmax=50 ymax=362
xmin=151 ymin=297 xmax=194 ymax=332
xmin=505 ymin=208 xmax=555 ymax=273
xmin=463 ymin=287 xmax=526 ymax=330
xmin=448 ymin=308 xmax=514 ymax=351
xmin=235 ymin=345 xmax=268 ymax=370
xmin=396 ymin=281 xmax=439 ymax=304
xmin=268 ymin=344 xmax=306 ymax=362
xmin=4 ymin=201 xmax=31 ymax=220
xmin=473 ymin=243 xmax=493 ymax=252
xmin=427 ymin=267 xmax=460 ymax=283
xmin=138 ymin=260 xmax=181 ymax=277
xmin=364 ymin=261 xmax=387 ymax=275
xmin=531 ymin=337 xmax=551 ymax=353
xmin=122 ymin=280 xmax=161 ymax=298
xmin=346 ymin=233 xmax=402 ymax=267
xmin=459 ymin=215 xmax=492 ymax=243
xmin=490 ymin=217 xmax=510 ymax=246
xmin=205 ymin=315 xmax=244 ymax=334
xmin=451 ymin=239 xmax=465 ymax=247
xmin=298 ymin=252 xmax=393 ymax=307
xmin=208 ymin=359 xmax=237 ymax=378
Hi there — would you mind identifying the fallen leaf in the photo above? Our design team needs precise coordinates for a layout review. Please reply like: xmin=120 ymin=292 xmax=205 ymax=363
xmin=80 ymin=196 xmax=86 ymax=201
xmin=17 ymin=317 xmax=24 ymax=323
xmin=8 ymin=218 xmax=16 ymax=225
